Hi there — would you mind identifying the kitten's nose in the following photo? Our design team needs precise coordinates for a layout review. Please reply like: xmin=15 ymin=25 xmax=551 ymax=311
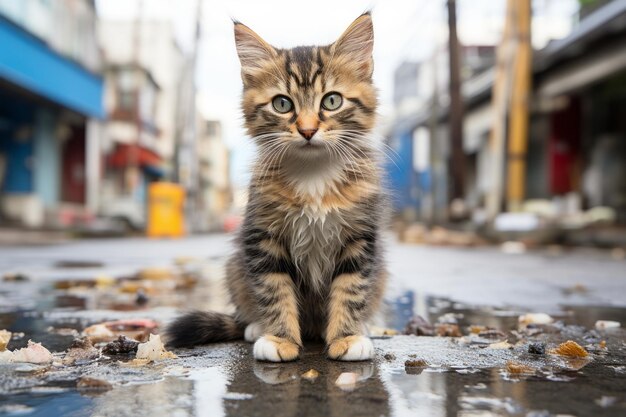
xmin=297 ymin=128 xmax=318 ymax=140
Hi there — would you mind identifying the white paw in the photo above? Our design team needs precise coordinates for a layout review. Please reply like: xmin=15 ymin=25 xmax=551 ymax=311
xmin=253 ymin=336 xmax=300 ymax=362
xmin=340 ymin=336 xmax=374 ymax=361
xmin=244 ymin=322 xmax=263 ymax=342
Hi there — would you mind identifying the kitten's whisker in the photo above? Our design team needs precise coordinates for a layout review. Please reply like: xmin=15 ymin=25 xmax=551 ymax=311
xmin=334 ymin=131 xmax=401 ymax=169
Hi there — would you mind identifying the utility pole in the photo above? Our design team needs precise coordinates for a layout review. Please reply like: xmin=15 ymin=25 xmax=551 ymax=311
xmin=506 ymin=0 xmax=532 ymax=211
xmin=129 ymin=0 xmax=143 ymax=195
xmin=447 ymin=0 xmax=465 ymax=205
xmin=182 ymin=0 xmax=203 ymax=232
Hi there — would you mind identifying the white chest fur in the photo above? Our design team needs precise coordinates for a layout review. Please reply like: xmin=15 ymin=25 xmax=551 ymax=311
xmin=283 ymin=164 xmax=346 ymax=293
xmin=285 ymin=207 xmax=343 ymax=293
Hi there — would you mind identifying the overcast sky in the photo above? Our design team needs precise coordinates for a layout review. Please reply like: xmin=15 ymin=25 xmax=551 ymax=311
xmin=96 ymin=0 xmax=578 ymax=186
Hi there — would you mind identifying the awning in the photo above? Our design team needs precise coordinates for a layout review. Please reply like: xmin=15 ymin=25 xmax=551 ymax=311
xmin=107 ymin=143 xmax=162 ymax=169
xmin=0 ymin=16 xmax=104 ymax=119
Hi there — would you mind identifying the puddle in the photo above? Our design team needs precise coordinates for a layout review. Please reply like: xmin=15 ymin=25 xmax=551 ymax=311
xmin=1 ymin=258 xmax=626 ymax=417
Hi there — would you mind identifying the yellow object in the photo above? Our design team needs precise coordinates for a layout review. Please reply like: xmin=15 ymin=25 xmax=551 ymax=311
xmin=506 ymin=0 xmax=532 ymax=211
xmin=147 ymin=182 xmax=185 ymax=238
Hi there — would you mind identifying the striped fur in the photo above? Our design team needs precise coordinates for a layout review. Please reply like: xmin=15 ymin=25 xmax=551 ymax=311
xmin=167 ymin=13 xmax=387 ymax=362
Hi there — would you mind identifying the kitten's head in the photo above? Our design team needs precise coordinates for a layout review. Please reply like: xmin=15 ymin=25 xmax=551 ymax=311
xmin=234 ymin=13 xmax=377 ymax=165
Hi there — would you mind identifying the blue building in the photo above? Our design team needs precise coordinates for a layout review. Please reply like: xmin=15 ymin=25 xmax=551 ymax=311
xmin=0 ymin=0 xmax=103 ymax=228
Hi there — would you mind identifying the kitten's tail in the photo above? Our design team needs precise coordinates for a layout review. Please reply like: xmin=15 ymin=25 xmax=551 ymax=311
xmin=164 ymin=311 xmax=245 ymax=348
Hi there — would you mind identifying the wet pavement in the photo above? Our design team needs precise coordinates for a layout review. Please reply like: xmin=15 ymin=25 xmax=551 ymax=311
xmin=0 ymin=235 xmax=625 ymax=417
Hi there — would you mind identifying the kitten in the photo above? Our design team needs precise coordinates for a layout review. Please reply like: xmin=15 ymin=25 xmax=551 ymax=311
xmin=166 ymin=12 xmax=387 ymax=362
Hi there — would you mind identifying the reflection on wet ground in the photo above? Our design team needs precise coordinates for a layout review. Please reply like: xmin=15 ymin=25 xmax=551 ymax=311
xmin=1 ymin=255 xmax=625 ymax=417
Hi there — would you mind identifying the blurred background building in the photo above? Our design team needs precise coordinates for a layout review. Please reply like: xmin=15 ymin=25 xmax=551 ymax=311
xmin=386 ymin=0 xmax=626 ymax=246
xmin=98 ymin=19 xmax=185 ymax=230
xmin=0 ymin=0 xmax=103 ymax=228
xmin=196 ymin=119 xmax=231 ymax=231
xmin=0 ymin=0 xmax=233 ymax=234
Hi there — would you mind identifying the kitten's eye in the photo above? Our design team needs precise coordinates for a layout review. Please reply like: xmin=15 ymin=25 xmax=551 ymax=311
xmin=321 ymin=92 xmax=343 ymax=111
xmin=272 ymin=95 xmax=293 ymax=113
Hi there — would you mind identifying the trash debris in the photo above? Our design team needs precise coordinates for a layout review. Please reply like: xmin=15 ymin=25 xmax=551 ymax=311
xmin=83 ymin=323 xmax=115 ymax=343
xmin=595 ymin=396 xmax=617 ymax=408
xmin=595 ymin=320 xmax=620 ymax=331
xmin=404 ymin=315 xmax=434 ymax=336
xmin=77 ymin=377 xmax=112 ymax=391
xmin=0 ymin=340 xmax=53 ymax=364
xmin=488 ymin=340 xmax=513 ymax=350
xmin=63 ymin=338 xmax=100 ymax=365
xmin=301 ymin=369 xmax=319 ymax=381
xmin=435 ymin=323 xmax=462 ymax=337
xmin=47 ymin=327 xmax=80 ymax=337
xmin=468 ymin=325 xmax=487 ymax=334
xmin=135 ymin=290 xmax=150 ymax=306
xmin=83 ymin=319 xmax=158 ymax=343
xmin=505 ymin=361 xmax=536 ymax=376
xmin=518 ymin=313 xmax=553 ymax=328
xmin=549 ymin=340 xmax=588 ymax=358
xmin=528 ymin=342 xmax=546 ymax=355
xmin=102 ymin=336 xmax=139 ymax=356
xmin=477 ymin=329 xmax=508 ymax=340
xmin=335 ymin=372 xmax=358 ymax=390
xmin=368 ymin=326 xmax=399 ymax=337
xmin=0 ymin=330 xmax=11 ymax=351
xmin=404 ymin=359 xmax=428 ymax=368
xmin=135 ymin=334 xmax=177 ymax=362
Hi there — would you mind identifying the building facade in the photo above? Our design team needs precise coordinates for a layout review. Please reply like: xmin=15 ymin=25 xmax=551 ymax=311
xmin=98 ymin=20 xmax=185 ymax=229
xmin=387 ymin=0 xmax=626 ymax=227
xmin=196 ymin=119 xmax=231 ymax=231
xmin=0 ymin=0 xmax=104 ymax=228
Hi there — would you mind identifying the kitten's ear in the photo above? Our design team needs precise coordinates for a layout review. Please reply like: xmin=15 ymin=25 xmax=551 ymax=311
xmin=233 ymin=22 xmax=276 ymax=72
xmin=333 ymin=12 xmax=374 ymax=77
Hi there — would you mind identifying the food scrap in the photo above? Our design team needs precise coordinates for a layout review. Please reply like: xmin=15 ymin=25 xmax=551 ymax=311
xmin=301 ymin=369 xmax=320 ymax=381
xmin=0 ymin=330 xmax=11 ymax=351
xmin=83 ymin=319 xmax=158 ymax=343
xmin=518 ymin=313 xmax=553 ymax=328
xmin=549 ymin=340 xmax=588 ymax=358
xmin=487 ymin=340 xmax=513 ymax=350
xmin=594 ymin=320 xmax=620 ymax=331
xmin=435 ymin=323 xmax=462 ymax=337
xmin=135 ymin=334 xmax=177 ymax=362
xmin=63 ymin=338 xmax=100 ymax=365
xmin=0 ymin=340 xmax=53 ymax=364
xmin=505 ymin=361 xmax=536 ymax=376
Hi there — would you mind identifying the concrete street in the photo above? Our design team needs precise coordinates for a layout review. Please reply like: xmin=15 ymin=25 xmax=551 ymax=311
xmin=0 ymin=234 xmax=625 ymax=417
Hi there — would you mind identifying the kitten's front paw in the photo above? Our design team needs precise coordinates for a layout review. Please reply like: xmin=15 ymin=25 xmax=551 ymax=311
xmin=244 ymin=322 xmax=264 ymax=342
xmin=253 ymin=335 xmax=300 ymax=362
xmin=327 ymin=335 xmax=374 ymax=361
